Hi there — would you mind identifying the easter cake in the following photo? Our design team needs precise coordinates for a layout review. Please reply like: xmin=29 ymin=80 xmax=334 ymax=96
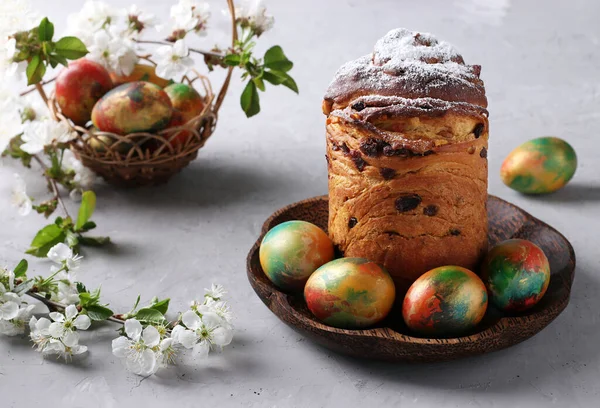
xmin=323 ymin=28 xmax=489 ymax=290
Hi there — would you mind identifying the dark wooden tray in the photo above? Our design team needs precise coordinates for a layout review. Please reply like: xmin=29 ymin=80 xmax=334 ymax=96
xmin=246 ymin=195 xmax=576 ymax=362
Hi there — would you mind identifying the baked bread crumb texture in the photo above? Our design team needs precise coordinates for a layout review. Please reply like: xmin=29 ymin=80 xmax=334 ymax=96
xmin=324 ymin=28 xmax=489 ymax=291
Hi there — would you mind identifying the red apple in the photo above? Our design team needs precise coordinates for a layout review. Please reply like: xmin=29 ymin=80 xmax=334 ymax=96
xmin=55 ymin=59 xmax=113 ymax=126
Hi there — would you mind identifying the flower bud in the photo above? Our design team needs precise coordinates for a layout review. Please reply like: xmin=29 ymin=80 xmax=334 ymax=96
xmin=21 ymin=106 xmax=36 ymax=122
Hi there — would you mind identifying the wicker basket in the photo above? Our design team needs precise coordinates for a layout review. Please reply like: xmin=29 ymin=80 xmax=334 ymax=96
xmin=49 ymin=74 xmax=221 ymax=187
xmin=44 ymin=0 xmax=239 ymax=187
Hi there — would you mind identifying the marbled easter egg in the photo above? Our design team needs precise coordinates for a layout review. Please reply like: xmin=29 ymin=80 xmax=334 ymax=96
xmin=86 ymin=133 xmax=134 ymax=155
xmin=481 ymin=239 xmax=550 ymax=312
xmin=501 ymin=137 xmax=577 ymax=194
xmin=164 ymin=83 xmax=205 ymax=123
xmin=163 ymin=83 xmax=205 ymax=147
xmin=91 ymin=81 xmax=173 ymax=135
xmin=110 ymin=63 xmax=171 ymax=88
xmin=164 ymin=109 xmax=193 ymax=147
xmin=402 ymin=266 xmax=488 ymax=336
xmin=304 ymin=258 xmax=395 ymax=329
xmin=260 ymin=221 xmax=335 ymax=291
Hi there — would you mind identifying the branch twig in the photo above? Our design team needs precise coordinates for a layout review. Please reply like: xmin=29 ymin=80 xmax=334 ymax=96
xmin=19 ymin=78 xmax=57 ymax=97
xmin=34 ymin=83 xmax=49 ymax=106
xmin=213 ymin=0 xmax=238 ymax=114
xmin=134 ymin=39 xmax=223 ymax=58
xmin=26 ymin=292 xmax=125 ymax=324
xmin=32 ymin=154 xmax=71 ymax=219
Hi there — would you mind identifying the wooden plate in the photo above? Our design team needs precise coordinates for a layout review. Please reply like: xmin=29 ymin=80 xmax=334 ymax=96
xmin=246 ymin=195 xmax=576 ymax=362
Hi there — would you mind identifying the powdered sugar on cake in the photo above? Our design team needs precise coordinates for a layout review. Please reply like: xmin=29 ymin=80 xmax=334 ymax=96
xmin=324 ymin=28 xmax=487 ymax=111
xmin=373 ymin=29 xmax=467 ymax=73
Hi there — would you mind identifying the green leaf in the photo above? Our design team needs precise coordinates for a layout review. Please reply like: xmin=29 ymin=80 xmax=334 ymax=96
xmin=38 ymin=17 xmax=54 ymax=42
xmin=78 ymin=292 xmax=93 ymax=307
xmin=79 ymin=236 xmax=110 ymax=246
xmin=264 ymin=46 xmax=293 ymax=72
xmin=65 ymin=230 xmax=79 ymax=248
xmin=223 ymin=53 xmax=241 ymax=67
xmin=278 ymin=71 xmax=299 ymax=94
xmin=263 ymin=70 xmax=287 ymax=85
xmin=76 ymin=282 xmax=87 ymax=293
xmin=54 ymin=36 xmax=88 ymax=60
xmin=75 ymin=191 xmax=96 ymax=231
xmin=79 ymin=221 xmax=97 ymax=232
xmin=26 ymin=55 xmax=46 ymax=85
xmin=253 ymin=77 xmax=266 ymax=92
xmin=240 ymin=80 xmax=260 ymax=118
xmin=26 ymin=224 xmax=66 ymax=257
xmin=132 ymin=295 xmax=141 ymax=312
xmin=49 ymin=54 xmax=68 ymax=68
xmin=135 ymin=308 xmax=166 ymax=324
xmin=13 ymin=259 xmax=28 ymax=278
xmin=149 ymin=298 xmax=170 ymax=315
xmin=86 ymin=304 xmax=114 ymax=321
xmin=90 ymin=287 xmax=101 ymax=300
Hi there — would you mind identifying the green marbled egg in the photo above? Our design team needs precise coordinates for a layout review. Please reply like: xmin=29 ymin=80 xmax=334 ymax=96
xmin=304 ymin=258 xmax=396 ymax=329
xmin=259 ymin=221 xmax=335 ymax=292
xmin=402 ymin=266 xmax=488 ymax=337
xmin=481 ymin=239 xmax=550 ymax=312
xmin=501 ymin=137 xmax=577 ymax=194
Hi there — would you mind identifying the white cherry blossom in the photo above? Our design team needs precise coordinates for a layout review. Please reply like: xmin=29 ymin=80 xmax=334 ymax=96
xmin=20 ymin=120 xmax=76 ymax=154
xmin=11 ymin=174 xmax=32 ymax=217
xmin=0 ymin=302 xmax=35 ymax=336
xmin=48 ymin=304 xmax=91 ymax=339
xmin=125 ymin=4 xmax=157 ymax=36
xmin=0 ymin=292 xmax=21 ymax=321
xmin=67 ymin=0 xmax=118 ymax=43
xmin=17 ymin=92 xmax=49 ymax=123
xmin=46 ymin=331 xmax=88 ymax=360
xmin=0 ymin=0 xmax=39 ymax=39
xmin=198 ymin=298 xmax=233 ymax=327
xmin=172 ymin=310 xmax=232 ymax=358
xmin=235 ymin=0 xmax=274 ymax=37
xmin=204 ymin=283 xmax=226 ymax=300
xmin=86 ymin=29 xmax=138 ymax=76
xmin=47 ymin=243 xmax=83 ymax=273
xmin=53 ymin=270 xmax=80 ymax=305
xmin=61 ymin=149 xmax=96 ymax=191
xmin=170 ymin=0 xmax=210 ymax=35
xmin=0 ymin=268 xmax=15 ymax=293
xmin=29 ymin=316 xmax=53 ymax=351
xmin=0 ymin=87 xmax=23 ymax=153
xmin=1 ymin=38 xmax=27 ymax=81
xmin=112 ymin=319 xmax=171 ymax=376
xmin=0 ymin=277 xmax=47 ymax=335
xmin=155 ymin=39 xmax=194 ymax=80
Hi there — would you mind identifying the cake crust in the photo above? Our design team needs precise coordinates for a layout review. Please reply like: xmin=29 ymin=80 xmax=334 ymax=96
xmin=324 ymin=28 xmax=489 ymax=290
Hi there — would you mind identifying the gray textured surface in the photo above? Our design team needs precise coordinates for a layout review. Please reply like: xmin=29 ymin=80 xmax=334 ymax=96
xmin=1 ymin=0 xmax=599 ymax=406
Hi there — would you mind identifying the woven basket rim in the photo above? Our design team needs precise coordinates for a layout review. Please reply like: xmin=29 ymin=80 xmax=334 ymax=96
xmin=49 ymin=72 xmax=218 ymax=167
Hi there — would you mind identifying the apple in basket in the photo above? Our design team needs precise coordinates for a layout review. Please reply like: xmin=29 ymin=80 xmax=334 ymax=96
xmin=55 ymin=59 xmax=114 ymax=126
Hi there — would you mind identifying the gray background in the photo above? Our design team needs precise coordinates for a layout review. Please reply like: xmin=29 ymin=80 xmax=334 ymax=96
xmin=1 ymin=0 xmax=599 ymax=406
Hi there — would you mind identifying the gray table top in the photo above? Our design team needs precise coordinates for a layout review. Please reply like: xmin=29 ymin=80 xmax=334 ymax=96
xmin=1 ymin=0 xmax=598 ymax=406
